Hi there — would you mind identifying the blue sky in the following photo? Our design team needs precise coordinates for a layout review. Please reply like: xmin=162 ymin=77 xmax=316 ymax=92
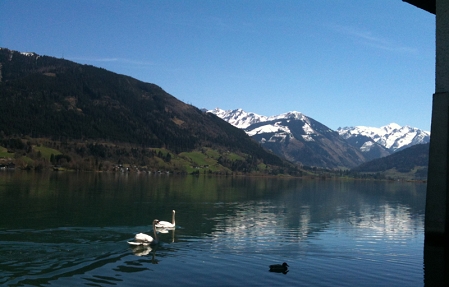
xmin=0 ymin=0 xmax=435 ymax=131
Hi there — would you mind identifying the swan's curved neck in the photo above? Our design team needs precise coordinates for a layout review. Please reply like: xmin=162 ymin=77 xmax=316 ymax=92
xmin=153 ymin=222 xmax=159 ymax=243
xmin=172 ymin=211 xmax=176 ymax=225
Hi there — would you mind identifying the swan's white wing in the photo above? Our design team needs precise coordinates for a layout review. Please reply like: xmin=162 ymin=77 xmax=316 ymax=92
xmin=156 ymin=210 xmax=175 ymax=228
xmin=155 ymin=221 xmax=175 ymax=228
xmin=128 ymin=241 xmax=151 ymax=246
xmin=135 ymin=232 xmax=153 ymax=242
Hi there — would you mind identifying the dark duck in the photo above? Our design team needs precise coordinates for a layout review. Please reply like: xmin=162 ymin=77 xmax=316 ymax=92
xmin=269 ymin=262 xmax=289 ymax=274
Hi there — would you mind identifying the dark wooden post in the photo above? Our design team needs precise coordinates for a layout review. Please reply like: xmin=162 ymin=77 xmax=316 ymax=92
xmin=402 ymin=2 xmax=449 ymax=285
xmin=403 ymin=0 xmax=449 ymax=243
xmin=426 ymin=0 xmax=449 ymax=243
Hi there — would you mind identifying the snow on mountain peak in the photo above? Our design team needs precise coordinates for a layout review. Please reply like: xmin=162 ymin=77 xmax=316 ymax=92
xmin=208 ymin=108 xmax=319 ymax=140
xmin=20 ymin=52 xmax=37 ymax=57
xmin=208 ymin=109 xmax=310 ymax=130
xmin=209 ymin=108 xmax=429 ymax=153
xmin=207 ymin=108 xmax=267 ymax=129
xmin=338 ymin=123 xmax=430 ymax=152
xmin=208 ymin=109 xmax=306 ymax=125
xmin=381 ymin=123 xmax=401 ymax=133
xmin=246 ymin=121 xmax=292 ymax=137
xmin=270 ymin=111 xmax=304 ymax=121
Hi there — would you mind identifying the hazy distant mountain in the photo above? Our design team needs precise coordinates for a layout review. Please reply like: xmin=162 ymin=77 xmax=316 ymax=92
xmin=208 ymin=108 xmax=366 ymax=168
xmin=337 ymin=124 xmax=430 ymax=155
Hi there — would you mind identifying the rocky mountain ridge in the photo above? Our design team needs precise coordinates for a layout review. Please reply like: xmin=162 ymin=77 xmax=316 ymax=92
xmin=208 ymin=108 xmax=365 ymax=168
xmin=208 ymin=108 xmax=430 ymax=168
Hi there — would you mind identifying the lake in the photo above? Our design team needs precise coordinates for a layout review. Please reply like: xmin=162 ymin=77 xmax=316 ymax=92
xmin=0 ymin=171 xmax=427 ymax=286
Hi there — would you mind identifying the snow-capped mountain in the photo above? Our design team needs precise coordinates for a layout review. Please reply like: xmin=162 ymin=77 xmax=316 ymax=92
xmin=208 ymin=108 xmax=268 ymax=129
xmin=208 ymin=108 xmax=430 ymax=168
xmin=208 ymin=108 xmax=366 ymax=168
xmin=245 ymin=111 xmax=318 ymax=137
xmin=337 ymin=123 xmax=430 ymax=153
xmin=209 ymin=109 xmax=323 ymax=136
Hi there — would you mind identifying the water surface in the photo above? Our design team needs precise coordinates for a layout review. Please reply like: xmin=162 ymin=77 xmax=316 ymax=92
xmin=0 ymin=172 xmax=426 ymax=286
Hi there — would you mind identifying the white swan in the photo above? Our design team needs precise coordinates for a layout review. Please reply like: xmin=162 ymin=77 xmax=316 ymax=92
xmin=155 ymin=210 xmax=175 ymax=228
xmin=128 ymin=219 xmax=160 ymax=246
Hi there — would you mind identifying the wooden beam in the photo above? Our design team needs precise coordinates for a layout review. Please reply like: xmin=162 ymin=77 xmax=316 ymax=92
xmin=403 ymin=0 xmax=436 ymax=14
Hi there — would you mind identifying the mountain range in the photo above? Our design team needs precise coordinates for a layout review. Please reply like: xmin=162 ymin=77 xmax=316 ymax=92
xmin=0 ymin=47 xmax=430 ymax=175
xmin=208 ymin=108 xmax=430 ymax=169
xmin=337 ymin=124 xmax=430 ymax=152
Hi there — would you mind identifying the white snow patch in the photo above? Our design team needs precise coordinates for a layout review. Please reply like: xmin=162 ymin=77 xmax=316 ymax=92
xmin=302 ymin=123 xmax=314 ymax=135
xmin=20 ymin=52 xmax=37 ymax=57
xmin=246 ymin=122 xmax=291 ymax=136
xmin=302 ymin=135 xmax=314 ymax=142
xmin=360 ymin=141 xmax=374 ymax=152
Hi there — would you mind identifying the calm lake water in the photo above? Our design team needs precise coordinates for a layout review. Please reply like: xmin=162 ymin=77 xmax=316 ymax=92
xmin=0 ymin=171 xmax=427 ymax=286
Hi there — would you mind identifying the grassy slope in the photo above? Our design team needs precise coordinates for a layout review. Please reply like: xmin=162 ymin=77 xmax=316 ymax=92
xmin=0 ymin=142 xmax=279 ymax=175
xmin=0 ymin=146 xmax=13 ymax=158
xmin=33 ymin=146 xmax=62 ymax=160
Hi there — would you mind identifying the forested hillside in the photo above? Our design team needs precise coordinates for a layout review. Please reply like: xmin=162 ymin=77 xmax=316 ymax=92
xmin=351 ymin=143 xmax=429 ymax=180
xmin=0 ymin=48 xmax=296 ymax=175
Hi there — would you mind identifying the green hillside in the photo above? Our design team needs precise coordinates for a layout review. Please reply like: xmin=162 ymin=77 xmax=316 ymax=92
xmin=351 ymin=143 xmax=429 ymax=180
